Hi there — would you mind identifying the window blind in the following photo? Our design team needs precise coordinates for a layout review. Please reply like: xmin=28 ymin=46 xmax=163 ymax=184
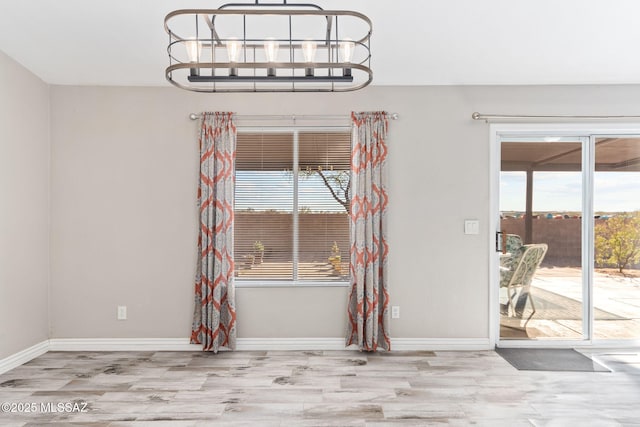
xmin=235 ymin=129 xmax=351 ymax=283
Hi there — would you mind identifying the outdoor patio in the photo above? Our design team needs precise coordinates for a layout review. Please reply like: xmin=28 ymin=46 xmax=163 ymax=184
xmin=501 ymin=267 xmax=640 ymax=340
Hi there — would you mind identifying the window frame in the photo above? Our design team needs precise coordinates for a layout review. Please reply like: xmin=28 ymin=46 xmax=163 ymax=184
xmin=234 ymin=126 xmax=352 ymax=288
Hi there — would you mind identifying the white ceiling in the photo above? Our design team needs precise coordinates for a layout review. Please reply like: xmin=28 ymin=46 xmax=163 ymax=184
xmin=1 ymin=0 xmax=640 ymax=87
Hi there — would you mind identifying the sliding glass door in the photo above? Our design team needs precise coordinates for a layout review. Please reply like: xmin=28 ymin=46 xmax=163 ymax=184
xmin=593 ymin=137 xmax=640 ymax=340
xmin=495 ymin=129 xmax=640 ymax=345
xmin=498 ymin=137 xmax=586 ymax=341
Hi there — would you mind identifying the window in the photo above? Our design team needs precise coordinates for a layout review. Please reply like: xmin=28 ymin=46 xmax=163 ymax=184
xmin=235 ymin=128 xmax=351 ymax=285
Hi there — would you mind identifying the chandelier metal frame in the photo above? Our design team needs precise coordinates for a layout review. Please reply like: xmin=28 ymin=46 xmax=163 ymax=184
xmin=164 ymin=1 xmax=373 ymax=93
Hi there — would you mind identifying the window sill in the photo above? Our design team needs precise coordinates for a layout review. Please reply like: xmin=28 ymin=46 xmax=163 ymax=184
xmin=234 ymin=280 xmax=350 ymax=288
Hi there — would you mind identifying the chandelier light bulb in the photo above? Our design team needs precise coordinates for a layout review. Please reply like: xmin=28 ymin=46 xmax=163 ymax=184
xmin=185 ymin=39 xmax=202 ymax=77
xmin=339 ymin=38 xmax=355 ymax=77
xmin=302 ymin=40 xmax=317 ymax=62
xmin=185 ymin=39 xmax=202 ymax=63
xmin=226 ymin=38 xmax=242 ymax=62
xmin=226 ymin=38 xmax=242 ymax=77
xmin=302 ymin=40 xmax=317 ymax=77
xmin=264 ymin=38 xmax=279 ymax=77
xmin=339 ymin=38 xmax=355 ymax=63
xmin=264 ymin=39 xmax=280 ymax=62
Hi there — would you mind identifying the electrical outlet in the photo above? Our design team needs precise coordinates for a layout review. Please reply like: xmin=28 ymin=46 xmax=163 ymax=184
xmin=391 ymin=306 xmax=400 ymax=319
xmin=117 ymin=305 xmax=127 ymax=320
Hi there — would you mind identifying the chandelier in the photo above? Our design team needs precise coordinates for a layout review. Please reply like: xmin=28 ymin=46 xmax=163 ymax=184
xmin=164 ymin=1 xmax=372 ymax=92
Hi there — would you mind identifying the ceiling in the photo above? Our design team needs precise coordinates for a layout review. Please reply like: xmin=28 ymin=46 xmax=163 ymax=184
xmin=2 ymin=0 xmax=640 ymax=87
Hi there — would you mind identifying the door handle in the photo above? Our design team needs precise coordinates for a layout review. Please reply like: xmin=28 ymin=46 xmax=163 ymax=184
xmin=495 ymin=231 xmax=506 ymax=253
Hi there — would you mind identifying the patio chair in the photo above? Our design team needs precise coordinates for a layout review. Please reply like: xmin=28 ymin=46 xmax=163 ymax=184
xmin=499 ymin=233 xmax=524 ymax=271
xmin=500 ymin=243 xmax=548 ymax=318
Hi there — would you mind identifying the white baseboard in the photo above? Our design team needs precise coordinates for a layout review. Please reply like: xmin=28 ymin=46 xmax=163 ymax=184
xmin=237 ymin=338 xmax=347 ymax=351
xmin=49 ymin=338 xmax=200 ymax=352
xmin=0 ymin=338 xmax=492 ymax=373
xmin=49 ymin=337 xmax=490 ymax=352
xmin=48 ymin=338 xmax=347 ymax=352
xmin=392 ymin=338 xmax=491 ymax=351
xmin=0 ymin=340 xmax=49 ymax=375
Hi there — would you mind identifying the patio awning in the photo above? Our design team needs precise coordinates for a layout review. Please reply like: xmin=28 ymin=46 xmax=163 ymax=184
xmin=501 ymin=137 xmax=640 ymax=243
xmin=502 ymin=137 xmax=640 ymax=172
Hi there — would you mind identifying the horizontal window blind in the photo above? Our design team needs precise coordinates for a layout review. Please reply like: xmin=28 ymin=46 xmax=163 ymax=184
xmin=236 ymin=133 xmax=294 ymax=280
xmin=297 ymin=132 xmax=350 ymax=281
xmin=235 ymin=129 xmax=350 ymax=283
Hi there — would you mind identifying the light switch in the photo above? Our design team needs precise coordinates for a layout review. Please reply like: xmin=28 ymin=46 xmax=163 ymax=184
xmin=464 ymin=220 xmax=479 ymax=235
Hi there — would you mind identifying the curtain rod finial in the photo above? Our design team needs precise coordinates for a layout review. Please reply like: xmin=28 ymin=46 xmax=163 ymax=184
xmin=471 ymin=112 xmax=481 ymax=120
xmin=189 ymin=113 xmax=199 ymax=120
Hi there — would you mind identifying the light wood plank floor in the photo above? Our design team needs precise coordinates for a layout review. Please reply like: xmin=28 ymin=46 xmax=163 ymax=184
xmin=1 ymin=349 xmax=639 ymax=425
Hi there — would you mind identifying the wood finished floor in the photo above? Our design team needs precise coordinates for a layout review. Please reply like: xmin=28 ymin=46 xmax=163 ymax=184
xmin=1 ymin=349 xmax=639 ymax=426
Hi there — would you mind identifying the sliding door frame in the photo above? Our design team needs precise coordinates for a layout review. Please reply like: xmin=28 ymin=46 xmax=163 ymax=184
xmin=490 ymin=122 xmax=640 ymax=348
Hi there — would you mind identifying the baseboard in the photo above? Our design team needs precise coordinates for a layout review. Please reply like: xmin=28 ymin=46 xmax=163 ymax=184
xmin=49 ymin=338 xmax=200 ymax=352
xmin=49 ymin=338 xmax=347 ymax=352
xmin=0 ymin=340 xmax=49 ymax=375
xmin=392 ymin=338 xmax=492 ymax=351
xmin=49 ymin=337 xmax=490 ymax=352
xmin=237 ymin=338 xmax=347 ymax=351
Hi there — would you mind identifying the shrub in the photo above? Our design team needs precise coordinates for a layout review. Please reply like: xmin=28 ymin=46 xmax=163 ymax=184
xmin=595 ymin=212 xmax=640 ymax=273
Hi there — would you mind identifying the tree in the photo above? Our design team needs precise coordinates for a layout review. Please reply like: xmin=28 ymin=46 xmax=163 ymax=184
xmin=299 ymin=166 xmax=351 ymax=213
xmin=595 ymin=212 xmax=640 ymax=273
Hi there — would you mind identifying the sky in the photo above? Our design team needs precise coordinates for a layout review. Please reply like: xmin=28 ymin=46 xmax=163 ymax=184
xmin=236 ymin=170 xmax=347 ymax=213
xmin=501 ymin=171 xmax=640 ymax=213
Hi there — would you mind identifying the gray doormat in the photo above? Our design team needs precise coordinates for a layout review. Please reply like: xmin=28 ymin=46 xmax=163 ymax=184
xmin=496 ymin=348 xmax=611 ymax=372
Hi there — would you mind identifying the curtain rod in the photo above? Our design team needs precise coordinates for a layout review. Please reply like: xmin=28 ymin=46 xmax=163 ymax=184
xmin=189 ymin=113 xmax=400 ymax=121
xmin=472 ymin=112 xmax=640 ymax=122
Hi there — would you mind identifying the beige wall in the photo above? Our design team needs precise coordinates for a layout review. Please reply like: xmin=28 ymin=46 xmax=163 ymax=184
xmin=48 ymin=83 xmax=640 ymax=341
xmin=0 ymin=51 xmax=50 ymax=358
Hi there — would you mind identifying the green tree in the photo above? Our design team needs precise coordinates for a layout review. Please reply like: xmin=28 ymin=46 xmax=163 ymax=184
xmin=595 ymin=212 xmax=640 ymax=273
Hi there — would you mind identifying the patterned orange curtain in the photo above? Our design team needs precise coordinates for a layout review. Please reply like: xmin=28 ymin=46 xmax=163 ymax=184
xmin=191 ymin=112 xmax=237 ymax=352
xmin=346 ymin=111 xmax=391 ymax=351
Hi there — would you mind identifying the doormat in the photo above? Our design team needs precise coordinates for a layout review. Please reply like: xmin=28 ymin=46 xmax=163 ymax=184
xmin=496 ymin=348 xmax=611 ymax=372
